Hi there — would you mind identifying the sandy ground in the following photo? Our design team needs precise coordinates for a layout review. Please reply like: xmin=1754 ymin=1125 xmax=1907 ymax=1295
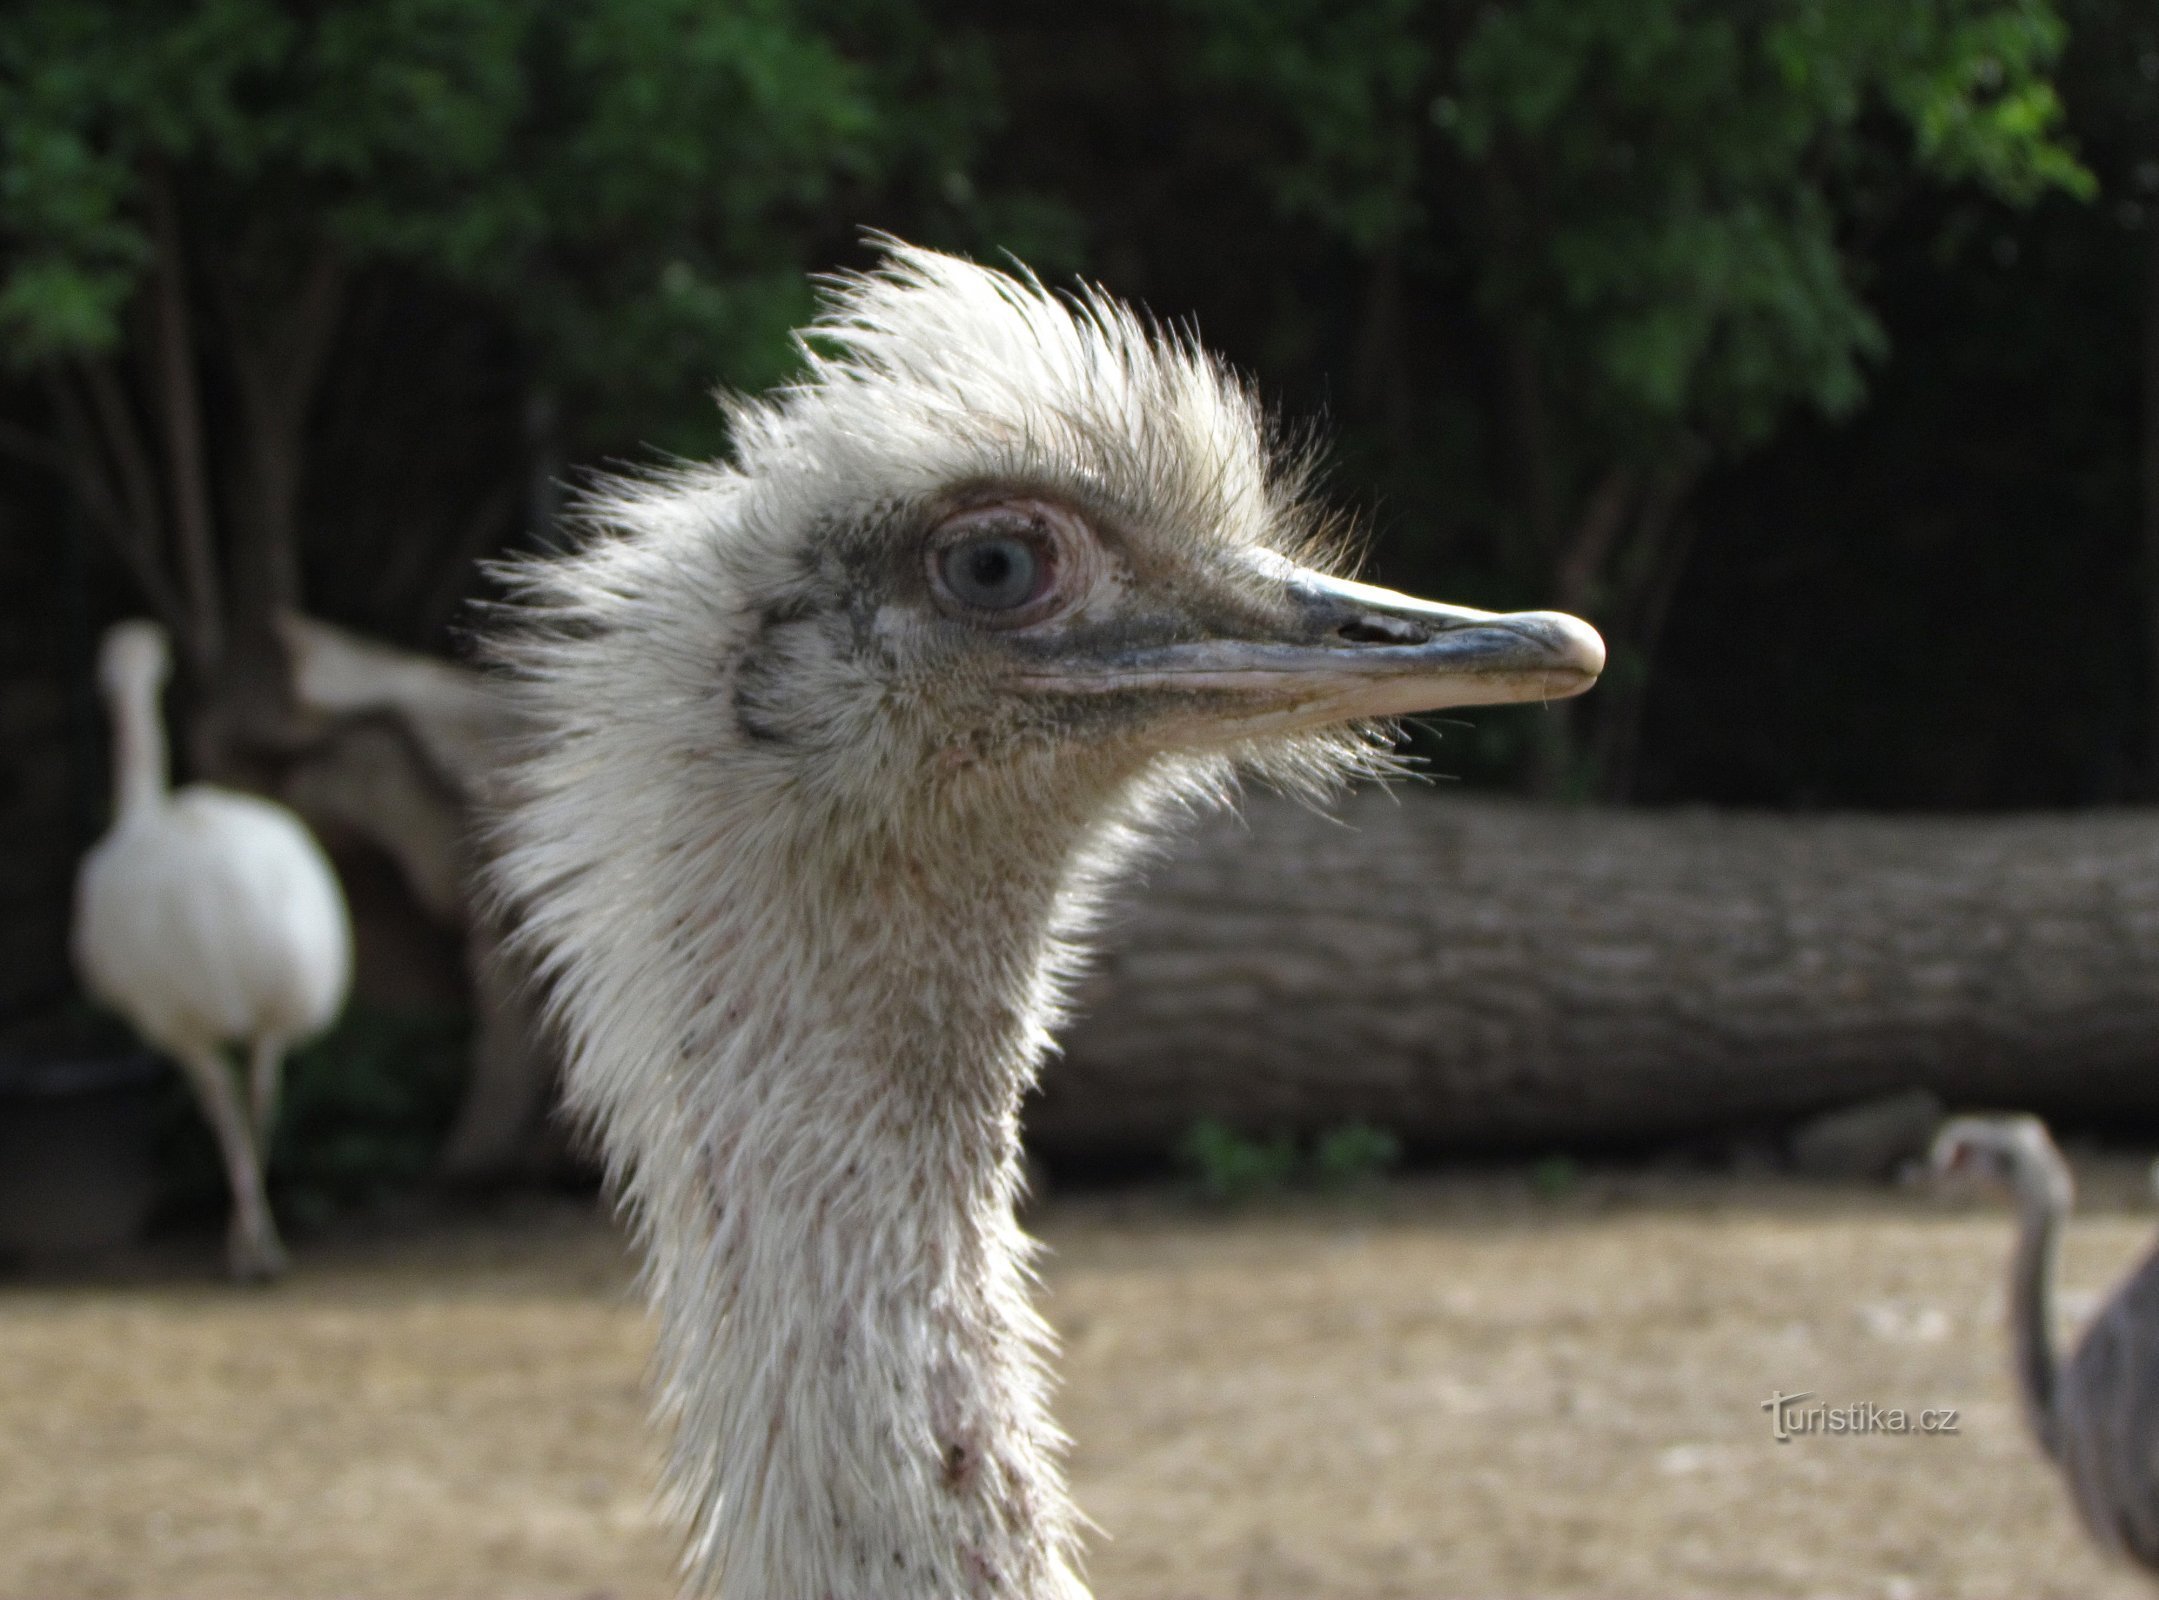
xmin=4 ymin=1160 xmax=2157 ymax=1600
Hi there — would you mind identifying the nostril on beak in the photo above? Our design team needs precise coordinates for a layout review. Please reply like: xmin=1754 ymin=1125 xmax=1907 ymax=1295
xmin=1335 ymin=616 xmax=1431 ymax=646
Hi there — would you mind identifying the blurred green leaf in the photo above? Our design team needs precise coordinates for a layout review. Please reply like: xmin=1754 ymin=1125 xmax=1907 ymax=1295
xmin=0 ymin=0 xmax=991 ymax=448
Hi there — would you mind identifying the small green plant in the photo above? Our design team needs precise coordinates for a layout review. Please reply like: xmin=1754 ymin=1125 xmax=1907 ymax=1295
xmin=1312 ymin=1123 xmax=1401 ymax=1191
xmin=1530 ymin=1154 xmax=1581 ymax=1200
xmin=1176 ymin=1118 xmax=1300 ymax=1204
xmin=1176 ymin=1118 xmax=1404 ymax=1204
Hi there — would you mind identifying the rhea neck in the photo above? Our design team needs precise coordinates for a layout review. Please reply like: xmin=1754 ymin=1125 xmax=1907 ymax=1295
xmin=2003 ymin=1146 xmax=2072 ymax=1458
xmin=104 ymin=662 xmax=173 ymax=825
xmin=624 ymin=759 xmax=1137 ymax=1600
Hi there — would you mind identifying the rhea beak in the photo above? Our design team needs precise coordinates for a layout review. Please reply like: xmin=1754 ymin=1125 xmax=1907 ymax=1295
xmin=1252 ymin=564 xmax=1606 ymax=719
xmin=1022 ymin=558 xmax=1604 ymax=732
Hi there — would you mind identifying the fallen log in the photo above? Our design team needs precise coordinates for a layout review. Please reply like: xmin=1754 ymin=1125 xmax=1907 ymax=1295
xmin=1034 ymin=792 xmax=2159 ymax=1157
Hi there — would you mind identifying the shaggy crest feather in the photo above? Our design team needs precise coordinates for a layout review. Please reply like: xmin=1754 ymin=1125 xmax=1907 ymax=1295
xmin=489 ymin=240 xmax=1601 ymax=1600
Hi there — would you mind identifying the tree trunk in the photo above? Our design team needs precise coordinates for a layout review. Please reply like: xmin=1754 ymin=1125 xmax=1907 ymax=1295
xmin=205 ymin=241 xmax=347 ymax=765
xmin=1584 ymin=437 xmax=1709 ymax=800
xmin=1034 ymin=793 xmax=2159 ymax=1158
xmin=145 ymin=175 xmax=223 ymax=678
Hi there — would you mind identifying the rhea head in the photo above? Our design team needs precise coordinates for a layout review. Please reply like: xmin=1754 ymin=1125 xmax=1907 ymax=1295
xmin=1931 ymin=1115 xmax=2074 ymax=1212
xmin=98 ymin=618 xmax=171 ymax=703
xmin=522 ymin=243 xmax=1603 ymax=875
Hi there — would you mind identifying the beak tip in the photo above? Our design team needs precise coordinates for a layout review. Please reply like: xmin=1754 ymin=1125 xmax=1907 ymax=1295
xmin=1521 ymin=611 xmax=1606 ymax=688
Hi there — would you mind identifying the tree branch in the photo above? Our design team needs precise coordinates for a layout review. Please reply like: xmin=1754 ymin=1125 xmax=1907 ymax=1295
xmin=1552 ymin=463 xmax=1638 ymax=618
xmin=281 ymin=243 xmax=347 ymax=420
xmin=210 ymin=233 xmax=347 ymax=642
xmin=42 ymin=372 xmax=128 ymax=536
xmin=71 ymin=357 xmax=161 ymax=550
xmin=412 ymin=476 xmax=522 ymax=638
xmin=1609 ymin=436 xmax=1710 ymax=616
xmin=1499 ymin=325 xmax=1563 ymax=556
xmin=0 ymin=418 xmax=72 ymax=474
xmin=147 ymin=169 xmax=224 ymax=671
xmin=1585 ymin=436 xmax=1711 ymax=800
xmin=44 ymin=367 xmax=188 ymax=639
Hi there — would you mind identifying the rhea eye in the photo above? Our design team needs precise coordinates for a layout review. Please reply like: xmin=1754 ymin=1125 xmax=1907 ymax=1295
xmin=940 ymin=535 xmax=1042 ymax=612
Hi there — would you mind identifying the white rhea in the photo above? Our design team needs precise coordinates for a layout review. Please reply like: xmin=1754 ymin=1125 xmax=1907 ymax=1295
xmin=72 ymin=620 xmax=352 ymax=1280
xmin=492 ymin=242 xmax=1605 ymax=1599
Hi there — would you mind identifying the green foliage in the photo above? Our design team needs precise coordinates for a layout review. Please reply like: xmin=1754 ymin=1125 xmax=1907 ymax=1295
xmin=0 ymin=0 xmax=2136 ymax=807
xmin=0 ymin=0 xmax=988 ymax=452
xmin=1183 ymin=0 xmax=2089 ymax=454
xmin=156 ymin=1004 xmax=470 ymax=1232
xmin=1176 ymin=1118 xmax=1301 ymax=1203
xmin=1312 ymin=1122 xmax=1403 ymax=1190
xmin=1176 ymin=1118 xmax=1402 ymax=1203
xmin=1163 ymin=0 xmax=2097 ymax=798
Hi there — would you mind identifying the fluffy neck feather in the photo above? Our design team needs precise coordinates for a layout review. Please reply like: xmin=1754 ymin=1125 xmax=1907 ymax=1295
xmin=545 ymin=746 xmax=1167 ymax=1600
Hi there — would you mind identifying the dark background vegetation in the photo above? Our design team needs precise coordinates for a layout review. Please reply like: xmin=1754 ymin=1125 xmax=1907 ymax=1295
xmin=1 ymin=0 xmax=2154 ymax=1203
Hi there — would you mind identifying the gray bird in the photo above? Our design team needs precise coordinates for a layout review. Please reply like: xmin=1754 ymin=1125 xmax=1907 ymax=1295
xmin=1933 ymin=1114 xmax=2159 ymax=1576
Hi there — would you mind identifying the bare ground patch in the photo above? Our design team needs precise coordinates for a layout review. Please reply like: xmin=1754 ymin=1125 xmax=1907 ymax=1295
xmin=2 ymin=1161 xmax=2153 ymax=1599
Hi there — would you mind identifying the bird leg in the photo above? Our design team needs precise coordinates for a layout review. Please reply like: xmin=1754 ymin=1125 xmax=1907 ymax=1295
xmin=247 ymin=1034 xmax=288 ymax=1155
xmin=176 ymin=1045 xmax=289 ymax=1282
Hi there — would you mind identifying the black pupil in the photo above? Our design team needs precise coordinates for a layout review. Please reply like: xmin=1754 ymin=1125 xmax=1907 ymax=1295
xmin=945 ymin=536 xmax=1037 ymax=609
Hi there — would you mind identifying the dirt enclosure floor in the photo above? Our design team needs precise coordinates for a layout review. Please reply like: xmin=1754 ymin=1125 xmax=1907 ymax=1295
xmin=5 ymin=1159 xmax=2159 ymax=1600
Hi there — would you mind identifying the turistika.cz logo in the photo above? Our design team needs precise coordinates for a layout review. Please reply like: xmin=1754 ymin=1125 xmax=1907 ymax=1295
xmin=1761 ymin=1389 xmax=1961 ymax=1442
